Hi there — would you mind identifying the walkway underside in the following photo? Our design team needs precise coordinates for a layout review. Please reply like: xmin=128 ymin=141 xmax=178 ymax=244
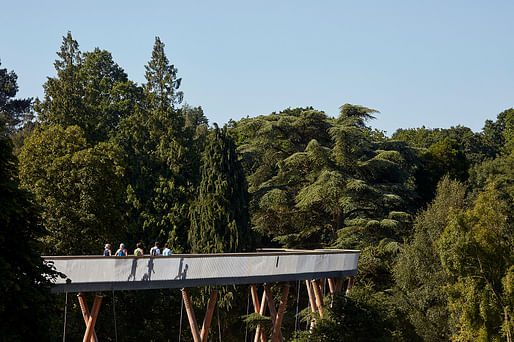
xmin=44 ymin=249 xmax=360 ymax=293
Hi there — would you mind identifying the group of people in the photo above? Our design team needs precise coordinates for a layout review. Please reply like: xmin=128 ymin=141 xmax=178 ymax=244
xmin=103 ymin=242 xmax=172 ymax=256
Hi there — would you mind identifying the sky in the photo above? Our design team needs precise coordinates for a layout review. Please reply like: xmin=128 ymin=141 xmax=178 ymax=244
xmin=2 ymin=0 xmax=513 ymax=135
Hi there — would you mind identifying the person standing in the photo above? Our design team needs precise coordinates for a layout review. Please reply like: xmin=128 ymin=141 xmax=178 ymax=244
xmin=115 ymin=243 xmax=127 ymax=256
xmin=150 ymin=242 xmax=161 ymax=256
xmin=162 ymin=243 xmax=172 ymax=256
xmin=103 ymin=244 xmax=112 ymax=256
xmin=134 ymin=242 xmax=144 ymax=256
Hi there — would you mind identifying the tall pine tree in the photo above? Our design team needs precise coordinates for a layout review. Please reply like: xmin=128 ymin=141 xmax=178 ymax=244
xmin=35 ymin=32 xmax=141 ymax=144
xmin=189 ymin=124 xmax=252 ymax=253
xmin=116 ymin=36 xmax=190 ymax=251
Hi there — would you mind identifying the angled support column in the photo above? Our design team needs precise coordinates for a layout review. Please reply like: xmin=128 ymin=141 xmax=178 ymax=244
xmin=252 ymin=284 xmax=289 ymax=342
xmin=271 ymin=284 xmax=290 ymax=342
xmin=319 ymin=278 xmax=326 ymax=296
xmin=253 ymin=285 xmax=268 ymax=342
xmin=345 ymin=276 xmax=355 ymax=296
xmin=82 ymin=294 xmax=102 ymax=342
xmin=335 ymin=278 xmax=344 ymax=293
xmin=327 ymin=278 xmax=336 ymax=295
xmin=264 ymin=284 xmax=283 ymax=341
xmin=77 ymin=293 xmax=99 ymax=342
xmin=305 ymin=280 xmax=318 ymax=328
xmin=182 ymin=288 xmax=219 ymax=342
xmin=200 ymin=289 xmax=218 ymax=342
xmin=182 ymin=289 xmax=201 ymax=342
xmin=250 ymin=285 xmax=266 ymax=342
xmin=311 ymin=279 xmax=324 ymax=318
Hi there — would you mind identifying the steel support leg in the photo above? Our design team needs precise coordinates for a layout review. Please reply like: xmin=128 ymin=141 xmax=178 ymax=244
xmin=82 ymin=294 xmax=102 ymax=342
xmin=200 ymin=290 xmax=218 ymax=342
xmin=345 ymin=276 xmax=355 ymax=296
xmin=253 ymin=286 xmax=268 ymax=342
xmin=251 ymin=285 xmax=266 ymax=342
xmin=305 ymin=280 xmax=318 ymax=328
xmin=327 ymin=278 xmax=336 ymax=294
xmin=271 ymin=284 xmax=290 ymax=342
xmin=335 ymin=278 xmax=343 ymax=293
xmin=311 ymin=280 xmax=324 ymax=318
xmin=182 ymin=289 xmax=201 ymax=342
xmin=77 ymin=293 xmax=99 ymax=342
xmin=264 ymin=284 xmax=283 ymax=341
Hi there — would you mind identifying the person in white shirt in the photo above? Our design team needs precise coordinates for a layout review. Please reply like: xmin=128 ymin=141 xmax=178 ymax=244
xmin=149 ymin=241 xmax=161 ymax=256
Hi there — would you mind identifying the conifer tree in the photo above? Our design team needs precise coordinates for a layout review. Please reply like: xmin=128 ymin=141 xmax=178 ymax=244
xmin=116 ymin=37 xmax=190 ymax=251
xmin=0 ymin=61 xmax=32 ymax=137
xmin=143 ymin=36 xmax=183 ymax=111
xmin=35 ymin=32 xmax=141 ymax=143
xmin=189 ymin=124 xmax=251 ymax=253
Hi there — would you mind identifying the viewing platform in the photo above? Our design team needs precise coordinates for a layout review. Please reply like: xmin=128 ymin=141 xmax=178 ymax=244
xmin=44 ymin=249 xmax=360 ymax=293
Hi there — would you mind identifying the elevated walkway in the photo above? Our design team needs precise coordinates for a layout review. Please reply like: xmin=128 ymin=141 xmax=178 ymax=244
xmin=44 ymin=249 xmax=360 ymax=293
xmin=46 ymin=249 xmax=360 ymax=342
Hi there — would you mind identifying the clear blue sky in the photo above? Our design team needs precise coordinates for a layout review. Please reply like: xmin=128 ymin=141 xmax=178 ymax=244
xmin=2 ymin=0 xmax=513 ymax=134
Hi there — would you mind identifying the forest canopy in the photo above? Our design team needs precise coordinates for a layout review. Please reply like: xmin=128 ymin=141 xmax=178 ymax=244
xmin=1 ymin=33 xmax=512 ymax=341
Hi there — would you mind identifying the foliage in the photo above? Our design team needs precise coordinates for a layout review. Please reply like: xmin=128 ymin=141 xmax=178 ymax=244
xmin=438 ymin=182 xmax=514 ymax=341
xmin=293 ymin=289 xmax=405 ymax=342
xmin=0 ymin=131 xmax=60 ymax=341
xmin=0 ymin=61 xmax=32 ymax=137
xmin=6 ymin=31 xmax=514 ymax=341
xmin=18 ymin=125 xmax=126 ymax=254
xmin=35 ymin=32 xmax=141 ymax=143
xmin=414 ymin=137 xmax=469 ymax=202
xmin=392 ymin=125 xmax=488 ymax=165
xmin=231 ymin=106 xmax=417 ymax=249
xmin=189 ymin=124 xmax=252 ymax=253
xmin=115 ymin=36 xmax=190 ymax=252
xmin=393 ymin=176 xmax=467 ymax=341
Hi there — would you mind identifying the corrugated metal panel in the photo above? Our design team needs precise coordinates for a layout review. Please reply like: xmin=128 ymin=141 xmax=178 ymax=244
xmin=44 ymin=249 xmax=360 ymax=293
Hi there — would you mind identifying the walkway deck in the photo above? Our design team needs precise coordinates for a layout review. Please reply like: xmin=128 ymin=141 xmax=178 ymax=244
xmin=44 ymin=249 xmax=360 ymax=293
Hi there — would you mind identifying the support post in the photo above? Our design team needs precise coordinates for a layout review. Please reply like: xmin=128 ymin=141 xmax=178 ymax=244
xmin=264 ymin=284 xmax=283 ymax=341
xmin=345 ymin=276 xmax=355 ymax=296
xmin=77 ymin=294 xmax=99 ymax=342
xmin=200 ymin=289 xmax=218 ymax=342
xmin=271 ymin=284 xmax=290 ymax=342
xmin=182 ymin=289 xmax=201 ymax=342
xmin=250 ymin=285 xmax=266 ymax=342
xmin=311 ymin=280 xmax=324 ymax=318
xmin=327 ymin=278 xmax=336 ymax=294
xmin=83 ymin=294 xmax=102 ymax=342
xmin=335 ymin=278 xmax=343 ymax=293
xmin=305 ymin=280 xmax=318 ymax=329
xmin=305 ymin=280 xmax=318 ymax=313
xmin=253 ymin=287 xmax=268 ymax=342
xmin=250 ymin=285 xmax=260 ymax=313
xmin=319 ymin=278 xmax=325 ymax=295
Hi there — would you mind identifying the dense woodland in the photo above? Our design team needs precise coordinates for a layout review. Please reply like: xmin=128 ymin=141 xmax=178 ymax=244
xmin=1 ymin=33 xmax=512 ymax=341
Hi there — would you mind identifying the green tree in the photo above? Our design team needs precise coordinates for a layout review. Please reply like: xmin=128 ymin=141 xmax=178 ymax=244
xmin=116 ymin=36 xmax=189 ymax=251
xmin=35 ymin=32 xmax=141 ymax=143
xmin=18 ymin=125 xmax=126 ymax=254
xmin=143 ymin=36 xmax=183 ymax=111
xmin=392 ymin=125 xmax=487 ymax=165
xmin=189 ymin=124 xmax=252 ymax=253
xmin=394 ymin=176 xmax=467 ymax=341
xmin=0 ymin=61 xmax=32 ymax=137
xmin=0 ymin=127 xmax=59 ymax=341
xmin=438 ymin=183 xmax=513 ymax=342
xmin=231 ymin=105 xmax=417 ymax=249
xmin=416 ymin=137 xmax=469 ymax=202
